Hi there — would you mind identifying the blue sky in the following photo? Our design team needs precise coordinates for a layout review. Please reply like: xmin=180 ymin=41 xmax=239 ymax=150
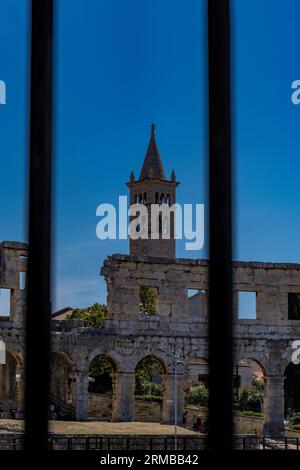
xmin=0 ymin=0 xmax=300 ymax=311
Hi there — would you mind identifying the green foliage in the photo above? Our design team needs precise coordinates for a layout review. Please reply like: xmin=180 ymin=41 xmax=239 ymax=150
xmin=185 ymin=381 xmax=208 ymax=406
xmin=139 ymin=287 xmax=157 ymax=315
xmin=89 ymin=355 xmax=114 ymax=378
xmin=236 ymin=410 xmax=262 ymax=418
xmin=238 ymin=387 xmax=263 ymax=411
xmin=88 ymin=355 xmax=115 ymax=394
xmin=135 ymin=395 xmax=163 ymax=403
xmin=67 ymin=303 xmax=108 ymax=327
xmin=135 ymin=356 xmax=163 ymax=397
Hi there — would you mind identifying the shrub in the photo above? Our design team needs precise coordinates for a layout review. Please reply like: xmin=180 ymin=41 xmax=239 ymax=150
xmin=238 ymin=387 xmax=263 ymax=411
xmin=67 ymin=303 xmax=108 ymax=327
xmin=185 ymin=383 xmax=208 ymax=406
xmin=135 ymin=395 xmax=163 ymax=403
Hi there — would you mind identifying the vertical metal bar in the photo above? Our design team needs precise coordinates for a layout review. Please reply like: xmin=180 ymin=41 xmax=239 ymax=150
xmin=208 ymin=0 xmax=233 ymax=451
xmin=25 ymin=0 xmax=53 ymax=452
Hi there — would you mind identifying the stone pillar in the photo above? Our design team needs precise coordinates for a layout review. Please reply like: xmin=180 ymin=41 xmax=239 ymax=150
xmin=161 ymin=374 xmax=185 ymax=425
xmin=112 ymin=372 xmax=135 ymax=422
xmin=263 ymin=375 xmax=284 ymax=437
xmin=73 ymin=371 xmax=89 ymax=421
xmin=16 ymin=367 xmax=25 ymax=416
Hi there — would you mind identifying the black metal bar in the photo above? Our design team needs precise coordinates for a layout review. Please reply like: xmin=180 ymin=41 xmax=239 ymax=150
xmin=208 ymin=0 xmax=233 ymax=451
xmin=25 ymin=0 xmax=53 ymax=452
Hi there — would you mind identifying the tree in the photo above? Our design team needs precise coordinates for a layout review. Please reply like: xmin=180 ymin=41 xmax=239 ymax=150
xmin=184 ymin=380 xmax=208 ymax=406
xmin=67 ymin=303 xmax=108 ymax=327
xmin=88 ymin=355 xmax=115 ymax=394
xmin=238 ymin=387 xmax=263 ymax=411
xmin=135 ymin=356 xmax=163 ymax=397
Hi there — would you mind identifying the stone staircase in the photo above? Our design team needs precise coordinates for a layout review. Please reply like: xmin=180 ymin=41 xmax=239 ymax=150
xmin=50 ymin=394 xmax=75 ymax=420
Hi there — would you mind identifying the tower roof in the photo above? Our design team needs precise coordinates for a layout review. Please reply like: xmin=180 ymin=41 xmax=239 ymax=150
xmin=138 ymin=124 xmax=166 ymax=181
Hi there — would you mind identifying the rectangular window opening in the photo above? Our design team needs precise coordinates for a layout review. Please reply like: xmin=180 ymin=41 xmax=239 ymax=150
xmin=139 ymin=286 xmax=157 ymax=315
xmin=238 ymin=291 xmax=256 ymax=320
xmin=19 ymin=272 xmax=26 ymax=290
xmin=0 ymin=288 xmax=11 ymax=317
xmin=288 ymin=293 xmax=300 ymax=320
xmin=187 ymin=289 xmax=199 ymax=298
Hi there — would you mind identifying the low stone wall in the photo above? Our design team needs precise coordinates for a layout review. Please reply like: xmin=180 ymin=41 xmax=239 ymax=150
xmin=234 ymin=414 xmax=263 ymax=435
xmin=88 ymin=395 xmax=263 ymax=436
xmin=88 ymin=393 xmax=112 ymax=420
xmin=88 ymin=393 xmax=162 ymax=422
xmin=184 ymin=406 xmax=263 ymax=435
xmin=135 ymin=399 xmax=162 ymax=422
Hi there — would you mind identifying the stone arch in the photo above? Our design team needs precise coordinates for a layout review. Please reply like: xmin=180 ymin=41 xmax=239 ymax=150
xmin=88 ymin=354 xmax=118 ymax=421
xmin=234 ymin=348 xmax=269 ymax=375
xmin=0 ymin=349 xmax=24 ymax=418
xmin=233 ymin=357 xmax=265 ymax=407
xmin=50 ymin=351 xmax=77 ymax=420
xmin=284 ymin=361 xmax=300 ymax=419
xmin=184 ymin=357 xmax=209 ymax=431
xmin=87 ymin=347 xmax=122 ymax=371
xmin=134 ymin=354 xmax=165 ymax=423
xmin=233 ymin=356 xmax=266 ymax=435
xmin=185 ymin=356 xmax=208 ymax=384
xmin=132 ymin=350 xmax=172 ymax=374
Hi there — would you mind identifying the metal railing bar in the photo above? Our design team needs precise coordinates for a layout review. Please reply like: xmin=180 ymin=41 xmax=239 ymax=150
xmin=208 ymin=0 xmax=233 ymax=451
xmin=25 ymin=0 xmax=53 ymax=452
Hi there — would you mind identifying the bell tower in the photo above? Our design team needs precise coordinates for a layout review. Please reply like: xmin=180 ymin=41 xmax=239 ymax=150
xmin=127 ymin=124 xmax=179 ymax=258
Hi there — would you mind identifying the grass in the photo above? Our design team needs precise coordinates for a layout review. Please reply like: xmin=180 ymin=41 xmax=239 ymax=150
xmin=0 ymin=419 xmax=197 ymax=436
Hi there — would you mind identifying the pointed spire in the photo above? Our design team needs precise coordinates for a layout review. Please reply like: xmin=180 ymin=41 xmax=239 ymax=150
xmin=130 ymin=171 xmax=135 ymax=182
xmin=138 ymin=124 xmax=166 ymax=181
xmin=171 ymin=169 xmax=176 ymax=182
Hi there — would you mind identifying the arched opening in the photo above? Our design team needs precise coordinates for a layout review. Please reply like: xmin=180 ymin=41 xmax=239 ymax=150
xmin=184 ymin=358 xmax=209 ymax=432
xmin=49 ymin=352 xmax=76 ymax=420
xmin=284 ymin=362 xmax=300 ymax=428
xmin=135 ymin=355 xmax=165 ymax=422
xmin=0 ymin=350 xmax=23 ymax=419
xmin=160 ymin=193 xmax=165 ymax=204
xmin=88 ymin=354 xmax=117 ymax=421
xmin=233 ymin=358 xmax=265 ymax=434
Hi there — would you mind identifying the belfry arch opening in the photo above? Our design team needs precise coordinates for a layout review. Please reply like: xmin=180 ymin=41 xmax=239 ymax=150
xmin=88 ymin=354 xmax=117 ymax=421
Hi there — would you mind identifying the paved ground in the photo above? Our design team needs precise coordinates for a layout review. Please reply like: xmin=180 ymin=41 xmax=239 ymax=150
xmin=0 ymin=419 xmax=197 ymax=435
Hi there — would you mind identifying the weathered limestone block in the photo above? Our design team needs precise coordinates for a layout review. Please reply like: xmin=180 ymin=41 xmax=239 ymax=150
xmin=73 ymin=371 xmax=89 ymax=421
xmin=161 ymin=374 xmax=185 ymax=425
xmin=112 ymin=372 xmax=135 ymax=422
xmin=263 ymin=375 xmax=284 ymax=437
